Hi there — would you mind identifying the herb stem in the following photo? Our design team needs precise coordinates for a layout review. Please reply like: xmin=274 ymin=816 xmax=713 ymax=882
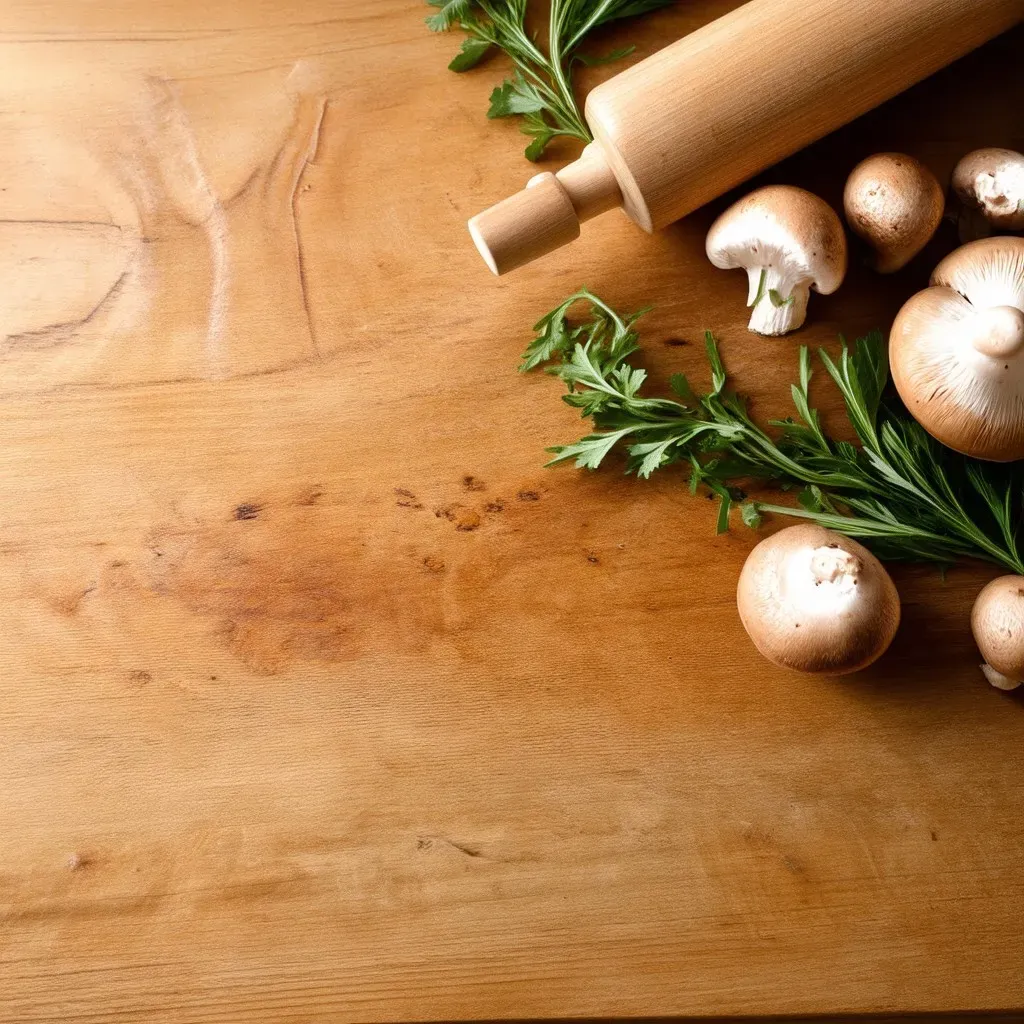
xmin=522 ymin=289 xmax=1024 ymax=574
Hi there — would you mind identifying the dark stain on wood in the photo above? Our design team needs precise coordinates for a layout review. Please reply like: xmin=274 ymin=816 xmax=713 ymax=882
xmin=434 ymin=504 xmax=481 ymax=531
xmin=141 ymin=507 xmax=450 ymax=674
xmin=394 ymin=488 xmax=423 ymax=510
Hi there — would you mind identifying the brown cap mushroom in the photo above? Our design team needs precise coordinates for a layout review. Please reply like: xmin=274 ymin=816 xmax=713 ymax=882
xmin=890 ymin=236 xmax=1024 ymax=461
xmin=951 ymin=147 xmax=1024 ymax=242
xmin=843 ymin=153 xmax=944 ymax=272
xmin=706 ymin=186 xmax=847 ymax=336
xmin=971 ymin=575 xmax=1024 ymax=691
xmin=736 ymin=524 xmax=900 ymax=675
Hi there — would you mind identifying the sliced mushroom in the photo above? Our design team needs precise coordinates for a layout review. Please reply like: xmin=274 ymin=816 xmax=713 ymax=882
xmin=889 ymin=236 xmax=1024 ymax=461
xmin=843 ymin=153 xmax=943 ymax=272
xmin=972 ymin=575 xmax=1024 ymax=691
xmin=737 ymin=524 xmax=900 ymax=675
xmin=951 ymin=147 xmax=1024 ymax=242
xmin=706 ymin=185 xmax=847 ymax=336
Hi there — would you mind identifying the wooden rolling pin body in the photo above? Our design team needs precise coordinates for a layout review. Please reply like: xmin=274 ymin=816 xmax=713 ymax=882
xmin=469 ymin=0 xmax=1024 ymax=275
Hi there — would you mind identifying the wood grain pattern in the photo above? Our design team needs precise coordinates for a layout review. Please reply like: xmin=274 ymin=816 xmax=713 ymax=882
xmin=0 ymin=2 xmax=1022 ymax=1022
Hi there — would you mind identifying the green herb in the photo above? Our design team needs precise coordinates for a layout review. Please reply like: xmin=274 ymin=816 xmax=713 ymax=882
xmin=746 ymin=271 xmax=793 ymax=310
xmin=426 ymin=0 xmax=675 ymax=160
xmin=748 ymin=268 xmax=767 ymax=308
xmin=524 ymin=289 xmax=1024 ymax=572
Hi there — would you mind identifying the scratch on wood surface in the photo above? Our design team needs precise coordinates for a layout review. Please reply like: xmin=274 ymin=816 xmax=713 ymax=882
xmin=3 ymin=269 xmax=130 ymax=352
xmin=0 ymin=218 xmax=123 ymax=230
xmin=418 ymin=836 xmax=485 ymax=859
xmin=232 ymin=503 xmax=262 ymax=521
xmin=286 ymin=91 xmax=328 ymax=363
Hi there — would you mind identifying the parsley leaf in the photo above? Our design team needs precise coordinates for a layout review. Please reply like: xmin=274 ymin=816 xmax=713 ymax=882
xmin=487 ymin=73 xmax=546 ymax=117
xmin=426 ymin=0 xmax=476 ymax=32
xmin=427 ymin=0 xmax=676 ymax=160
xmin=448 ymin=36 xmax=493 ymax=70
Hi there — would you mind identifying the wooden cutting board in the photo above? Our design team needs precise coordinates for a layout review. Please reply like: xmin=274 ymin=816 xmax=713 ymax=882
xmin=1 ymin=2 xmax=1022 ymax=1020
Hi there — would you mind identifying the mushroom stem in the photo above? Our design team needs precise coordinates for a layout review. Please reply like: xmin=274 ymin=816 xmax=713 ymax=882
xmin=810 ymin=546 xmax=861 ymax=586
xmin=980 ymin=663 xmax=1023 ymax=691
xmin=964 ymin=305 xmax=1024 ymax=360
xmin=744 ymin=267 xmax=810 ymax=336
xmin=973 ymin=164 xmax=1024 ymax=225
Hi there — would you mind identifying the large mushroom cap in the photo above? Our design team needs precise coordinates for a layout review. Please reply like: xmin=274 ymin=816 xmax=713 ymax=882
xmin=971 ymin=575 xmax=1024 ymax=689
xmin=890 ymin=236 xmax=1024 ymax=461
xmin=706 ymin=185 xmax=847 ymax=336
xmin=737 ymin=524 xmax=900 ymax=675
xmin=843 ymin=153 xmax=943 ymax=273
xmin=952 ymin=147 xmax=1024 ymax=238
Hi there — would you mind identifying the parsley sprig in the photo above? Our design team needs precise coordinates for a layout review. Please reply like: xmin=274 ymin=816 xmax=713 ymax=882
xmin=525 ymin=289 xmax=1024 ymax=572
xmin=426 ymin=0 xmax=675 ymax=160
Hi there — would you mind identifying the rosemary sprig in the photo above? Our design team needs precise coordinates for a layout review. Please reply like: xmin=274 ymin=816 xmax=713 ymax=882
xmin=525 ymin=289 xmax=1024 ymax=573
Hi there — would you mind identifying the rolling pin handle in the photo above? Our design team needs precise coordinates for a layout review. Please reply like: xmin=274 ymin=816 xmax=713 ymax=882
xmin=467 ymin=143 xmax=622 ymax=276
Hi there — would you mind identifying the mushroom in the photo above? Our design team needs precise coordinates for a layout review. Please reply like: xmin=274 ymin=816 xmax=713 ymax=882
xmin=737 ymin=524 xmax=900 ymax=675
xmin=843 ymin=153 xmax=944 ymax=272
xmin=889 ymin=236 xmax=1024 ymax=461
xmin=971 ymin=575 xmax=1024 ymax=691
xmin=951 ymin=147 xmax=1024 ymax=242
xmin=706 ymin=185 xmax=847 ymax=336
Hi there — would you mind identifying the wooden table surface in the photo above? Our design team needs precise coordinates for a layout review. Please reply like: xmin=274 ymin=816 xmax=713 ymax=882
xmin=1 ymin=2 xmax=1023 ymax=1021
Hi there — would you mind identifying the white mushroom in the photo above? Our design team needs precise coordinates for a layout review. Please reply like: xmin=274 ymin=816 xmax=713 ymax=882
xmin=889 ymin=236 xmax=1024 ymax=461
xmin=971 ymin=576 xmax=1024 ymax=691
xmin=706 ymin=185 xmax=847 ymax=336
xmin=736 ymin=524 xmax=900 ymax=675
xmin=843 ymin=153 xmax=944 ymax=273
xmin=951 ymin=147 xmax=1024 ymax=242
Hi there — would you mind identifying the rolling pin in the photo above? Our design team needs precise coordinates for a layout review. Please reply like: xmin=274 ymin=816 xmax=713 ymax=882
xmin=468 ymin=0 xmax=1024 ymax=275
